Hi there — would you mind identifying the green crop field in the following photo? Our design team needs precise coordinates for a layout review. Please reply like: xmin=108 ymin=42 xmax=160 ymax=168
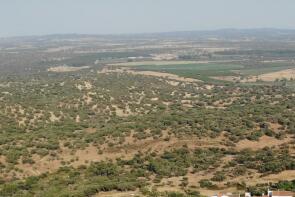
xmin=239 ymin=63 xmax=295 ymax=75
xmin=132 ymin=63 xmax=244 ymax=82
xmin=129 ymin=62 xmax=295 ymax=83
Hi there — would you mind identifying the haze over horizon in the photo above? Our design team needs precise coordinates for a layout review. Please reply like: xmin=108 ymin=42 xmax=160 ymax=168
xmin=1 ymin=0 xmax=295 ymax=37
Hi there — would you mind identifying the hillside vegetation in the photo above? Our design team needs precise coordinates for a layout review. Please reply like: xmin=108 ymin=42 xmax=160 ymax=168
xmin=0 ymin=32 xmax=294 ymax=196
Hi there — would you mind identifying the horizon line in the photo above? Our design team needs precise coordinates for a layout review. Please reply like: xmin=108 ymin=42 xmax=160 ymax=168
xmin=2 ymin=27 xmax=295 ymax=39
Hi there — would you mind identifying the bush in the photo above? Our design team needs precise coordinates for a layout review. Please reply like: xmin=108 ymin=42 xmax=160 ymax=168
xmin=211 ymin=171 xmax=226 ymax=182
xmin=199 ymin=179 xmax=213 ymax=188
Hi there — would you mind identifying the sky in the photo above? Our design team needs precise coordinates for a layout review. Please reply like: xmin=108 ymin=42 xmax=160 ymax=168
xmin=0 ymin=0 xmax=295 ymax=37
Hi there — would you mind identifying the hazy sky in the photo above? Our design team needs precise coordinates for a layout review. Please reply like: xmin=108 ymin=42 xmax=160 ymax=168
xmin=1 ymin=0 xmax=295 ymax=37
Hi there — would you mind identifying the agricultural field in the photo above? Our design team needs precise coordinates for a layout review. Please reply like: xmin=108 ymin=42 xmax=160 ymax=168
xmin=107 ymin=61 xmax=295 ymax=83
xmin=0 ymin=31 xmax=294 ymax=197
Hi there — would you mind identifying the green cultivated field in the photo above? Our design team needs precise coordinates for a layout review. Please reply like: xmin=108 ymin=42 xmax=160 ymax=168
xmin=133 ymin=63 xmax=243 ymax=82
xmin=238 ymin=63 xmax=295 ymax=75
xmin=130 ymin=62 xmax=295 ymax=83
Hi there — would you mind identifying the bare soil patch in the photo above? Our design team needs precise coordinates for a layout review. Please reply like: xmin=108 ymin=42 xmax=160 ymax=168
xmin=96 ymin=190 xmax=142 ymax=197
xmin=236 ymin=135 xmax=292 ymax=151
xmin=211 ymin=76 xmax=241 ymax=82
xmin=255 ymin=68 xmax=295 ymax=81
xmin=45 ymin=46 xmax=74 ymax=53
xmin=128 ymin=70 xmax=201 ymax=83
xmin=151 ymin=53 xmax=178 ymax=61
xmin=48 ymin=65 xmax=90 ymax=72
xmin=98 ymin=68 xmax=201 ymax=83
xmin=261 ymin=170 xmax=295 ymax=182
xmin=212 ymin=68 xmax=295 ymax=83
xmin=49 ymin=112 xmax=60 ymax=122
xmin=109 ymin=60 xmax=200 ymax=67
